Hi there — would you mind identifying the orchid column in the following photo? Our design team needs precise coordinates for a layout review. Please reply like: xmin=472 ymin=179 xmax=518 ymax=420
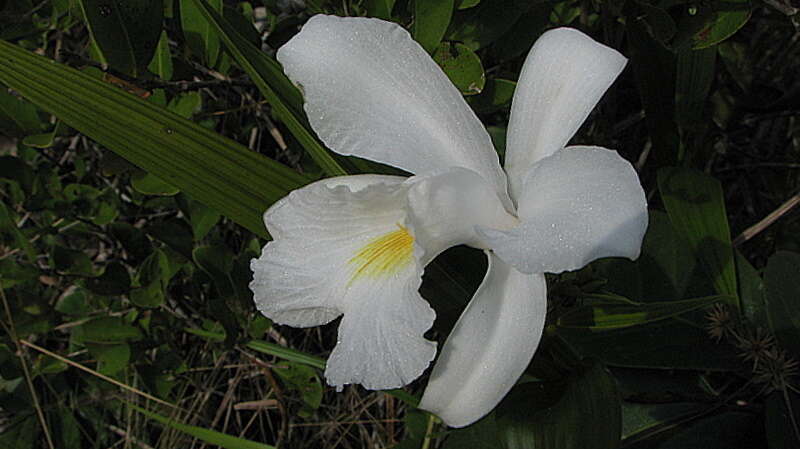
xmin=250 ymin=15 xmax=648 ymax=428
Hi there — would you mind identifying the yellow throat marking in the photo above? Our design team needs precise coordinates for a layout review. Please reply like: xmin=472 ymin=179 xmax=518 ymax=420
xmin=349 ymin=225 xmax=414 ymax=282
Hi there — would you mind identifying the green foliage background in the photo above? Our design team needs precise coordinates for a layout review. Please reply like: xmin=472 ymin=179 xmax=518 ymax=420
xmin=0 ymin=0 xmax=799 ymax=448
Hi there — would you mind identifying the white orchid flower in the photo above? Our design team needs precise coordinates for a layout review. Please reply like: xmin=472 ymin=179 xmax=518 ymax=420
xmin=250 ymin=14 xmax=648 ymax=428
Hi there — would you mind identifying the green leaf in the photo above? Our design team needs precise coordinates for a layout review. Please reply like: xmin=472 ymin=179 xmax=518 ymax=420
xmin=490 ymin=2 xmax=552 ymax=61
xmin=128 ymin=404 xmax=276 ymax=449
xmin=85 ymin=262 xmax=131 ymax=296
xmin=109 ymin=223 xmax=153 ymax=262
xmin=433 ymin=42 xmax=485 ymax=95
xmin=147 ymin=218 xmax=194 ymax=258
xmin=148 ymin=30 xmax=173 ymax=80
xmin=52 ymin=245 xmax=95 ymax=276
xmin=675 ymin=46 xmax=716 ymax=134
xmin=0 ymin=201 xmax=36 ymax=262
xmin=692 ymin=0 xmax=751 ymax=49
xmin=735 ymin=251 xmax=767 ymax=328
xmin=77 ymin=0 xmax=164 ymax=76
xmin=626 ymin=17 xmax=680 ymax=166
xmin=179 ymin=197 xmax=221 ymax=240
xmin=55 ymin=286 xmax=92 ymax=316
xmin=86 ymin=342 xmax=130 ymax=375
xmin=622 ymin=402 xmax=706 ymax=443
xmin=180 ymin=0 xmax=222 ymax=65
xmin=273 ymin=362 xmax=323 ymax=416
xmin=245 ymin=339 xmax=326 ymax=370
xmin=559 ymin=318 xmax=741 ymax=371
xmin=0 ymin=88 xmax=44 ymax=136
xmin=131 ymin=171 xmax=180 ymax=196
xmin=74 ymin=316 xmax=143 ymax=343
xmin=131 ymin=248 xmax=170 ymax=307
xmin=467 ymin=78 xmax=514 ymax=113
xmin=56 ymin=408 xmax=82 ymax=448
xmin=0 ymin=39 xmax=310 ymax=237
xmin=496 ymin=362 xmax=621 ymax=449
xmin=364 ymin=0 xmax=396 ymax=19
xmin=557 ymin=295 xmax=728 ymax=330
xmin=22 ymin=120 xmax=65 ymax=149
xmin=187 ymin=0 xmax=347 ymax=177
xmin=446 ymin=0 xmax=532 ymax=50
xmin=414 ymin=0 xmax=455 ymax=53
xmin=658 ymin=167 xmax=738 ymax=304
xmin=764 ymin=251 xmax=800 ymax=355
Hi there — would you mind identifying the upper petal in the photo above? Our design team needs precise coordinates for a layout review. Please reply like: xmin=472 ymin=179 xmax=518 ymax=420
xmin=504 ymin=28 xmax=626 ymax=202
xmin=250 ymin=175 xmax=436 ymax=390
xmin=478 ymin=146 xmax=648 ymax=274
xmin=277 ymin=15 xmax=512 ymax=209
xmin=419 ymin=252 xmax=547 ymax=428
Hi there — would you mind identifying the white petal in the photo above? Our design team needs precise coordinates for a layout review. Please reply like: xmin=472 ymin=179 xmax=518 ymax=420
xmin=277 ymin=15 xmax=512 ymax=209
xmin=250 ymin=175 xmax=436 ymax=390
xmin=405 ymin=168 xmax=518 ymax=263
xmin=479 ymin=146 xmax=648 ymax=275
xmin=505 ymin=28 xmax=627 ymax=202
xmin=419 ymin=252 xmax=547 ymax=428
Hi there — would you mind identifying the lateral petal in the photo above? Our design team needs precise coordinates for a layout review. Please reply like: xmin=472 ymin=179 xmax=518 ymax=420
xmin=277 ymin=15 xmax=512 ymax=209
xmin=419 ymin=252 xmax=547 ymax=428
xmin=504 ymin=28 xmax=626 ymax=202
xmin=250 ymin=175 xmax=436 ymax=390
xmin=479 ymin=146 xmax=648 ymax=275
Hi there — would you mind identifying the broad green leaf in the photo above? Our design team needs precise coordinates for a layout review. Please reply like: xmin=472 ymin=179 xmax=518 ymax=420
xmin=130 ymin=248 xmax=170 ymax=307
xmin=446 ymin=0 xmax=532 ymax=50
xmin=178 ymin=197 xmax=221 ymax=240
xmin=56 ymin=409 xmax=82 ymax=448
xmin=188 ymin=0 xmax=347 ymax=177
xmin=658 ymin=167 xmax=738 ymax=304
xmin=433 ymin=42 xmax=485 ymax=95
xmin=0 ymin=156 xmax=35 ymax=194
xmin=85 ymin=262 xmax=131 ymax=296
xmin=128 ymin=404 xmax=276 ymax=449
xmin=0 ymin=202 xmax=35 ymax=262
xmin=86 ymin=342 xmax=130 ymax=375
xmin=0 ymin=88 xmax=44 ymax=136
xmin=557 ymin=295 xmax=728 ymax=330
xmin=633 ymin=0 xmax=677 ymax=44
xmin=675 ymin=46 xmax=716 ymax=134
xmin=456 ymin=0 xmax=481 ymax=9
xmin=74 ymin=316 xmax=143 ymax=343
xmin=148 ymin=30 xmax=173 ymax=80
xmin=273 ymin=361 xmax=323 ymax=417
xmin=595 ymin=211 xmax=708 ymax=303
xmin=622 ymin=402 xmax=706 ymax=443
xmin=0 ymin=39 xmax=310 ymax=236
xmin=22 ymin=120 xmax=65 ymax=148
xmin=692 ymin=0 xmax=751 ymax=49
xmin=560 ymin=318 xmax=740 ymax=371
xmin=77 ymin=0 xmax=164 ymax=76
xmin=496 ymin=362 xmax=621 ymax=449
xmin=55 ymin=286 xmax=92 ymax=316
xmin=108 ymin=223 xmax=153 ymax=262
xmin=0 ymin=259 xmax=39 ymax=289
xmin=51 ymin=245 xmax=95 ymax=276
xmin=467 ymin=79 xmax=515 ymax=113
xmin=180 ymin=0 xmax=222 ymax=65
xmin=167 ymin=91 xmax=201 ymax=119
xmin=147 ymin=218 xmax=194 ymax=258
xmin=414 ymin=0 xmax=455 ymax=53
xmin=626 ymin=16 xmax=680 ymax=166
xmin=131 ymin=171 xmax=180 ymax=196
xmin=490 ymin=2 xmax=552 ymax=61
xmin=764 ymin=251 xmax=800 ymax=355
xmin=364 ymin=0 xmax=396 ymax=19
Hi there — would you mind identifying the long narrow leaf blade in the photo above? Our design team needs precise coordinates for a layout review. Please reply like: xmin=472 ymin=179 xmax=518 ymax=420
xmin=189 ymin=0 xmax=347 ymax=176
xmin=128 ymin=404 xmax=275 ymax=449
xmin=0 ymin=40 xmax=310 ymax=236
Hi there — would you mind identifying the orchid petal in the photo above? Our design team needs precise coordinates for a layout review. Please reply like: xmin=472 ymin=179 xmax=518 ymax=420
xmin=250 ymin=175 xmax=437 ymax=390
xmin=405 ymin=168 xmax=518 ymax=263
xmin=505 ymin=28 xmax=626 ymax=202
xmin=277 ymin=15 xmax=512 ymax=209
xmin=419 ymin=252 xmax=547 ymax=428
xmin=479 ymin=146 xmax=648 ymax=275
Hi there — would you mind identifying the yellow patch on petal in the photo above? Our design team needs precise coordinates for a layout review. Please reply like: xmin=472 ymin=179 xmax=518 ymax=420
xmin=349 ymin=225 xmax=414 ymax=282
